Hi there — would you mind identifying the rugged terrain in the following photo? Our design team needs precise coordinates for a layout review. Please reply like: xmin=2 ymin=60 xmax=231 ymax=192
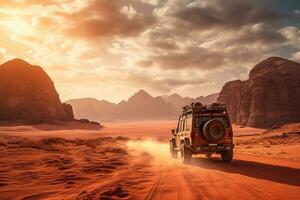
xmin=218 ymin=57 xmax=300 ymax=128
xmin=0 ymin=59 xmax=74 ymax=123
xmin=0 ymin=121 xmax=299 ymax=200
xmin=235 ymin=123 xmax=300 ymax=160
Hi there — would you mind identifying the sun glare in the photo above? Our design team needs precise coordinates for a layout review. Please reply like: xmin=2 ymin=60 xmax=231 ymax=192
xmin=2 ymin=18 xmax=32 ymax=35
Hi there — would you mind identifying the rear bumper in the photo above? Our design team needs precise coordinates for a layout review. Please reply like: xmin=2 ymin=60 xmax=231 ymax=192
xmin=190 ymin=144 xmax=234 ymax=153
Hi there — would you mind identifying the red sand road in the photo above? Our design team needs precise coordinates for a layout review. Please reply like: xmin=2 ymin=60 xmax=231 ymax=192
xmin=147 ymin=155 xmax=300 ymax=199
xmin=127 ymin=139 xmax=300 ymax=200
xmin=0 ymin=121 xmax=299 ymax=199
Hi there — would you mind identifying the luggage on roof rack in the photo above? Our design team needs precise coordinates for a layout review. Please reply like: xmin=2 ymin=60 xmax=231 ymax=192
xmin=182 ymin=102 xmax=227 ymax=115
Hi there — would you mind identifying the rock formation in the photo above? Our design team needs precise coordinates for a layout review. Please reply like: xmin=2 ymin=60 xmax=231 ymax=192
xmin=218 ymin=57 xmax=300 ymax=128
xmin=0 ymin=58 xmax=74 ymax=123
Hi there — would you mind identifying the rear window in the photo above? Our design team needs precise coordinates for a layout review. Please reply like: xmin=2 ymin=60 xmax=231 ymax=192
xmin=194 ymin=116 xmax=229 ymax=128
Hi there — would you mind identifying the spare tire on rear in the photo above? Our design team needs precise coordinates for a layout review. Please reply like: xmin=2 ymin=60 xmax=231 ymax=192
xmin=203 ymin=119 xmax=226 ymax=142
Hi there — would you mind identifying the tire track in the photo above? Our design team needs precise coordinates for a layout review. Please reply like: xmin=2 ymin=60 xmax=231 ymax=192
xmin=144 ymin=166 xmax=164 ymax=200
xmin=144 ymin=163 xmax=202 ymax=200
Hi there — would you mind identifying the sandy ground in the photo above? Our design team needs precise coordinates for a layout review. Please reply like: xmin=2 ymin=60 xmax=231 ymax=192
xmin=234 ymin=123 xmax=300 ymax=161
xmin=0 ymin=121 xmax=299 ymax=200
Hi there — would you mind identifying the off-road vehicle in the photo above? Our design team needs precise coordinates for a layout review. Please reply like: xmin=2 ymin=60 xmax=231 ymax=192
xmin=170 ymin=102 xmax=234 ymax=163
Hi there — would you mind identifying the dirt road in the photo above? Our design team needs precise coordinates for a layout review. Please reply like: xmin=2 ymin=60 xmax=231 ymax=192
xmin=142 ymin=157 xmax=300 ymax=200
xmin=127 ymin=140 xmax=300 ymax=200
xmin=69 ymin=139 xmax=300 ymax=200
xmin=0 ymin=122 xmax=299 ymax=199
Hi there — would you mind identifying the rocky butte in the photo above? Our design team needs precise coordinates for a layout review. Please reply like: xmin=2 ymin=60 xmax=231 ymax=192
xmin=0 ymin=58 xmax=74 ymax=123
xmin=218 ymin=57 xmax=300 ymax=128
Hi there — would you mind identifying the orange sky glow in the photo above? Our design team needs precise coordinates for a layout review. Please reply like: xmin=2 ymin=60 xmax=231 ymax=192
xmin=0 ymin=0 xmax=299 ymax=102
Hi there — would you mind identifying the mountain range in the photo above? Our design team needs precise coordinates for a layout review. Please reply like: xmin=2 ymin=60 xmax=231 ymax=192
xmin=162 ymin=92 xmax=219 ymax=112
xmin=2 ymin=57 xmax=298 ymax=128
xmin=66 ymin=90 xmax=218 ymax=122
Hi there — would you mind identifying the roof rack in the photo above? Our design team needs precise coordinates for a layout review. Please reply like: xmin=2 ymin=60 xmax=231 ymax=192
xmin=182 ymin=102 xmax=227 ymax=115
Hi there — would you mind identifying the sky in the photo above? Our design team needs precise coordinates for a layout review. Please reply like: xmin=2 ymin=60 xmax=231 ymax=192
xmin=0 ymin=0 xmax=299 ymax=103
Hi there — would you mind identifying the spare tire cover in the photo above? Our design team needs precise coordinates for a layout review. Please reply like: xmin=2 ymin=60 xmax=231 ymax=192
xmin=203 ymin=119 xmax=226 ymax=142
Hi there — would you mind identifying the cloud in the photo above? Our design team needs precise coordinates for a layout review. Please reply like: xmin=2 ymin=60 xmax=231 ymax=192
xmin=120 ymin=0 xmax=295 ymax=71
xmin=0 ymin=0 xmax=72 ymax=8
xmin=0 ymin=1 xmax=19 ymax=7
xmin=61 ymin=0 xmax=156 ymax=39
xmin=141 ymin=27 xmax=179 ymax=50
xmin=130 ymin=23 xmax=283 ymax=70
xmin=150 ymin=46 xmax=226 ymax=70
xmin=0 ymin=47 xmax=8 ymax=63
xmin=34 ymin=16 xmax=58 ymax=28
xmin=161 ymin=78 xmax=206 ymax=86
xmin=279 ymin=26 xmax=300 ymax=47
xmin=126 ymin=72 xmax=207 ymax=93
xmin=136 ymin=59 xmax=153 ymax=67
xmin=230 ymin=23 xmax=286 ymax=45
xmin=138 ymin=0 xmax=160 ymax=6
xmin=158 ymin=0 xmax=288 ymax=30
xmin=292 ymin=51 xmax=300 ymax=62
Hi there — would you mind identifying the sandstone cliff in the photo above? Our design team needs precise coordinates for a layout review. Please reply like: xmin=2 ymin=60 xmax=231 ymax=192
xmin=0 ymin=58 xmax=74 ymax=123
xmin=218 ymin=57 xmax=300 ymax=128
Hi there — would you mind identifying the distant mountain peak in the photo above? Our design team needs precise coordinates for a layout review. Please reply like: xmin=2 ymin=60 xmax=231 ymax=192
xmin=136 ymin=89 xmax=150 ymax=95
xmin=129 ymin=89 xmax=152 ymax=101
xmin=67 ymin=89 xmax=177 ymax=121
xmin=169 ymin=93 xmax=182 ymax=98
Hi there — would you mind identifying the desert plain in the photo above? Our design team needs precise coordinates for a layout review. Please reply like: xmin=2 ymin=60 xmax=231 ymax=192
xmin=0 ymin=121 xmax=299 ymax=200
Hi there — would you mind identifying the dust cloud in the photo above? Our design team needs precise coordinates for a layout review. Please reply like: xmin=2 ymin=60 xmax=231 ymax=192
xmin=126 ymin=139 xmax=176 ymax=164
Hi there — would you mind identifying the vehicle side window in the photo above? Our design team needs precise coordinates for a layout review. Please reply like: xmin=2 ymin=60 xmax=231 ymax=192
xmin=179 ymin=119 xmax=183 ymax=132
xmin=186 ymin=117 xmax=192 ymax=131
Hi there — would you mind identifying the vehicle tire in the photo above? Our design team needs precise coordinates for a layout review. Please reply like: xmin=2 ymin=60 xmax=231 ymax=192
xmin=170 ymin=140 xmax=177 ymax=158
xmin=203 ymin=119 xmax=226 ymax=142
xmin=180 ymin=143 xmax=192 ymax=163
xmin=221 ymin=149 xmax=233 ymax=162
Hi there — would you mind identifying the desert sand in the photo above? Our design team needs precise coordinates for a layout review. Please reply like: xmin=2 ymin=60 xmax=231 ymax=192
xmin=0 ymin=121 xmax=299 ymax=200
